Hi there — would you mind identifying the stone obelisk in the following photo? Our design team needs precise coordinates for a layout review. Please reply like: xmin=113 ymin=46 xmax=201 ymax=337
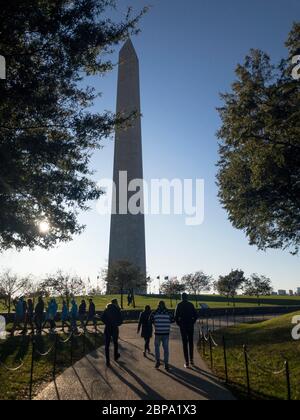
xmin=108 ymin=39 xmax=146 ymax=291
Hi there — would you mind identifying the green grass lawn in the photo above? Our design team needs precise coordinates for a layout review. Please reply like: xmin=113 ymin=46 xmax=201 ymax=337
xmin=200 ymin=312 xmax=300 ymax=400
xmin=0 ymin=331 xmax=103 ymax=400
xmin=2 ymin=294 xmax=300 ymax=314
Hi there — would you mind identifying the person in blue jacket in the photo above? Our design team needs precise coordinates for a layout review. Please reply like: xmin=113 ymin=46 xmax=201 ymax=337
xmin=44 ymin=298 xmax=58 ymax=333
xmin=11 ymin=297 xmax=26 ymax=336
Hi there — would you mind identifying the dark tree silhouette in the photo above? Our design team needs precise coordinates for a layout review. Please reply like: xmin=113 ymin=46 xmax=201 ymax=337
xmin=217 ymin=23 xmax=300 ymax=255
xmin=0 ymin=0 xmax=147 ymax=251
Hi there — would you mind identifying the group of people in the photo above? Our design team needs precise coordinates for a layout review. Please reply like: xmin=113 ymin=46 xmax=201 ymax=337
xmin=10 ymin=293 xmax=198 ymax=370
xmin=102 ymin=293 xmax=198 ymax=370
xmin=10 ymin=297 xmax=98 ymax=336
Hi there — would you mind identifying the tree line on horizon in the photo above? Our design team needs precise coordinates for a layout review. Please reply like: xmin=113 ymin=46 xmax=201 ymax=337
xmin=0 ymin=263 xmax=274 ymax=313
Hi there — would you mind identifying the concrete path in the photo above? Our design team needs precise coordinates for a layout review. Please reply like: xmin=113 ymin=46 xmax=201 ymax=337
xmin=36 ymin=324 xmax=234 ymax=401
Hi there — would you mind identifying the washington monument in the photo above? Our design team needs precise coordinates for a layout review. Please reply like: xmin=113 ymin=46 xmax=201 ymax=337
xmin=108 ymin=39 xmax=146 ymax=290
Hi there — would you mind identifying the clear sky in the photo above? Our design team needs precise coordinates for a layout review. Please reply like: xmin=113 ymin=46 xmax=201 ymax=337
xmin=1 ymin=0 xmax=299 ymax=292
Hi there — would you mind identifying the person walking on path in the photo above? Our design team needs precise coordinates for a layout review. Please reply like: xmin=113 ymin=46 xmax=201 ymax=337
xmin=101 ymin=299 xmax=123 ymax=367
xmin=34 ymin=297 xmax=45 ymax=335
xmin=61 ymin=300 xmax=70 ymax=333
xmin=150 ymin=301 xmax=174 ymax=371
xmin=137 ymin=305 xmax=153 ymax=357
xmin=175 ymin=293 xmax=198 ymax=368
xmin=44 ymin=299 xmax=58 ymax=333
xmin=11 ymin=297 xmax=26 ymax=336
xmin=70 ymin=300 xmax=78 ymax=333
xmin=78 ymin=300 xmax=87 ymax=330
xmin=24 ymin=299 xmax=35 ymax=335
xmin=85 ymin=299 xmax=98 ymax=331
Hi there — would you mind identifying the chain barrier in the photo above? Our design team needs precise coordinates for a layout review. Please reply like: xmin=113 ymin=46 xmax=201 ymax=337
xmin=0 ymin=326 xmax=102 ymax=400
xmin=0 ymin=358 xmax=24 ymax=372
xmin=245 ymin=349 xmax=286 ymax=376
xmin=199 ymin=328 xmax=292 ymax=400
xmin=34 ymin=342 xmax=56 ymax=357
xmin=209 ymin=331 xmax=219 ymax=348
xmin=59 ymin=331 xmax=74 ymax=344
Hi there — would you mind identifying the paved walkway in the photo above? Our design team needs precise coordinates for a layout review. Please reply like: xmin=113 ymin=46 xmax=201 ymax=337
xmin=36 ymin=324 xmax=235 ymax=401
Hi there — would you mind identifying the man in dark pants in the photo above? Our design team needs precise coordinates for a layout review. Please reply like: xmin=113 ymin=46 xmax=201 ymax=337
xmin=175 ymin=293 xmax=198 ymax=368
xmin=101 ymin=299 xmax=123 ymax=367
xmin=34 ymin=296 xmax=44 ymax=335
xmin=86 ymin=298 xmax=98 ymax=331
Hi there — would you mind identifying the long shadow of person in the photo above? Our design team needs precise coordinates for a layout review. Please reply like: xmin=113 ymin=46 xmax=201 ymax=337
xmin=14 ymin=335 xmax=30 ymax=363
xmin=159 ymin=364 xmax=233 ymax=400
xmin=110 ymin=362 xmax=165 ymax=401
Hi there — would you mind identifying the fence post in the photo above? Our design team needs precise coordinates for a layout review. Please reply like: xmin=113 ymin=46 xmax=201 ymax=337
xmin=82 ymin=330 xmax=86 ymax=356
xmin=29 ymin=336 xmax=35 ymax=400
xmin=198 ymin=322 xmax=202 ymax=352
xmin=53 ymin=334 xmax=58 ymax=379
xmin=70 ymin=333 xmax=74 ymax=365
xmin=202 ymin=331 xmax=206 ymax=357
xmin=285 ymin=361 xmax=291 ymax=401
xmin=223 ymin=336 xmax=229 ymax=384
xmin=243 ymin=345 xmax=250 ymax=397
xmin=209 ymin=332 xmax=213 ymax=368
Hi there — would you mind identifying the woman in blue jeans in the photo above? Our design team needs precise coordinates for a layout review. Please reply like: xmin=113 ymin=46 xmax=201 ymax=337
xmin=150 ymin=301 xmax=174 ymax=371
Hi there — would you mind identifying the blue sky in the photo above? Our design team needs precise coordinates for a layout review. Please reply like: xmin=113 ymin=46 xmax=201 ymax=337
xmin=1 ymin=0 xmax=299 ymax=291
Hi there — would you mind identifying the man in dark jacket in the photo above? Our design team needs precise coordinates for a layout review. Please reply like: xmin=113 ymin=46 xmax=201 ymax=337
xmin=24 ymin=299 xmax=34 ymax=335
xmin=78 ymin=300 xmax=87 ymax=329
xmin=175 ymin=293 xmax=198 ymax=368
xmin=101 ymin=299 xmax=123 ymax=367
xmin=34 ymin=297 xmax=45 ymax=335
xmin=86 ymin=299 xmax=97 ymax=331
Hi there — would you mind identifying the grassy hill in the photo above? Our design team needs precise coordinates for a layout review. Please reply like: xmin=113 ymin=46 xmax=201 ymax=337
xmin=1 ymin=294 xmax=300 ymax=313
xmin=202 ymin=311 xmax=300 ymax=400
